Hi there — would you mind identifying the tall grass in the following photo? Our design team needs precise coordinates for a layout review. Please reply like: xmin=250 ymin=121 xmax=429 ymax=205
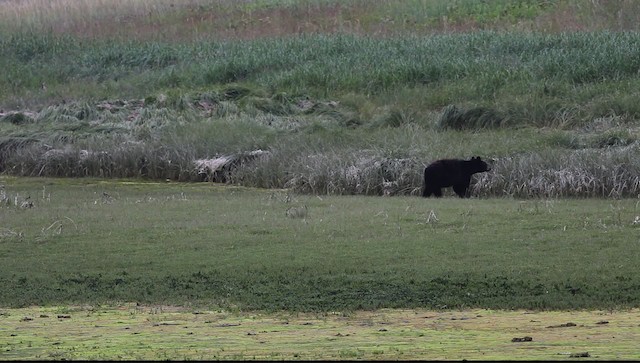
xmin=3 ymin=96 xmax=639 ymax=198
xmin=1 ymin=2 xmax=640 ymax=198
xmin=2 ymin=31 xmax=640 ymax=120
xmin=2 ymin=0 xmax=638 ymax=40
xmin=0 ymin=0 xmax=206 ymax=35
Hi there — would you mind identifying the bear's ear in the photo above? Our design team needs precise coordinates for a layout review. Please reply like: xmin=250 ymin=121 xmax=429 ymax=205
xmin=475 ymin=156 xmax=482 ymax=161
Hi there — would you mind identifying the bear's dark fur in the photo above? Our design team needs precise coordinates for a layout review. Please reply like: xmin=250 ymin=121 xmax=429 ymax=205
xmin=422 ymin=156 xmax=490 ymax=198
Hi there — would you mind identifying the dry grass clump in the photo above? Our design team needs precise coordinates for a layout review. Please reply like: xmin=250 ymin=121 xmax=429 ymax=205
xmin=286 ymin=205 xmax=308 ymax=219
xmin=281 ymin=151 xmax=422 ymax=196
xmin=0 ymin=184 xmax=33 ymax=209
xmin=0 ymin=137 xmax=39 ymax=168
xmin=473 ymin=144 xmax=640 ymax=198
xmin=0 ymin=112 xmax=35 ymax=125
xmin=438 ymin=105 xmax=506 ymax=130
xmin=2 ymin=140 xmax=187 ymax=180
xmin=2 ymin=94 xmax=640 ymax=199
xmin=7 ymin=135 xmax=640 ymax=199
xmin=233 ymin=142 xmax=640 ymax=199
xmin=194 ymin=150 xmax=271 ymax=183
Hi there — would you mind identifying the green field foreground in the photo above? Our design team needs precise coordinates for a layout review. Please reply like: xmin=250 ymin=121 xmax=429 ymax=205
xmin=1 ymin=176 xmax=639 ymax=312
xmin=2 ymin=177 xmax=640 ymax=360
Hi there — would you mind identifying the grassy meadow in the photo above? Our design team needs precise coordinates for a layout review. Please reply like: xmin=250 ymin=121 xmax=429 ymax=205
xmin=2 ymin=177 xmax=640 ymax=360
xmin=1 ymin=176 xmax=640 ymax=311
xmin=2 ymin=0 xmax=640 ymax=359
xmin=0 ymin=0 xmax=639 ymax=307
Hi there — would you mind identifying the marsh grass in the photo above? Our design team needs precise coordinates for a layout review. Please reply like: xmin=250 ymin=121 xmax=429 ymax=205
xmin=1 ymin=177 xmax=640 ymax=311
xmin=1 ymin=1 xmax=640 ymax=199
xmin=2 ymin=96 xmax=640 ymax=198
xmin=3 ymin=30 xmax=640 ymax=120
xmin=474 ymin=145 xmax=640 ymax=198
xmin=2 ymin=0 xmax=640 ymax=325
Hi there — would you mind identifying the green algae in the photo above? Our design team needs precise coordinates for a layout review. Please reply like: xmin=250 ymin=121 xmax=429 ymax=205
xmin=1 ymin=305 xmax=639 ymax=360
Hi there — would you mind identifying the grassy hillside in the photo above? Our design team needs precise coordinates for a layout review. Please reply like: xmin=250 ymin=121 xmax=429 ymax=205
xmin=1 ymin=0 xmax=639 ymax=198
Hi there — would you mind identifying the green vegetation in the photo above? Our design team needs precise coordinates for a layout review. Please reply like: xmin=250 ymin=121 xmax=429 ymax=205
xmin=1 ymin=177 xmax=639 ymax=311
xmin=1 ymin=31 xmax=640 ymax=196
xmin=0 ymin=0 xmax=639 ymax=309
xmin=1 ymin=2 xmax=640 ymax=358
xmin=1 ymin=1 xmax=640 ymax=198
xmin=3 ymin=30 xmax=640 ymax=121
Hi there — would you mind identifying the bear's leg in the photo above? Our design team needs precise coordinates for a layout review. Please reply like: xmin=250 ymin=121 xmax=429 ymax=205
xmin=433 ymin=188 xmax=443 ymax=197
xmin=453 ymin=184 xmax=468 ymax=198
xmin=423 ymin=185 xmax=436 ymax=197
xmin=422 ymin=185 xmax=430 ymax=197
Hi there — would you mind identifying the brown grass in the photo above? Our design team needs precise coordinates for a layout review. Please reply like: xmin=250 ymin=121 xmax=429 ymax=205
xmin=2 ymin=0 xmax=640 ymax=42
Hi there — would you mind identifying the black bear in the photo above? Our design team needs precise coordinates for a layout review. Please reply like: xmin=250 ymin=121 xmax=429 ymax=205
xmin=422 ymin=156 xmax=490 ymax=198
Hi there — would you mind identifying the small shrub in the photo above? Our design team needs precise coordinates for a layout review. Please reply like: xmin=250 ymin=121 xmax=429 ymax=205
xmin=593 ymin=130 xmax=636 ymax=148
xmin=370 ymin=108 xmax=413 ymax=128
xmin=437 ymin=105 xmax=505 ymax=130
xmin=222 ymin=85 xmax=253 ymax=100
xmin=1 ymin=112 xmax=33 ymax=125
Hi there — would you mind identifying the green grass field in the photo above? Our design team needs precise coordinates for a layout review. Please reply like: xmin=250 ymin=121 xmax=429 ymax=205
xmin=2 ymin=177 xmax=640 ymax=359
xmin=2 ymin=177 xmax=639 ymax=311
xmin=1 ymin=0 xmax=640 ymax=359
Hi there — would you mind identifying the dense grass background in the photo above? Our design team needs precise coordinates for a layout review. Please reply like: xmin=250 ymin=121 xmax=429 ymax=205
xmin=3 ymin=30 xmax=640 ymax=122
xmin=0 ymin=1 xmax=639 ymax=200
xmin=1 ymin=0 xmax=640 ymax=198
xmin=1 ymin=31 xmax=639 ymax=196
xmin=1 ymin=178 xmax=640 ymax=311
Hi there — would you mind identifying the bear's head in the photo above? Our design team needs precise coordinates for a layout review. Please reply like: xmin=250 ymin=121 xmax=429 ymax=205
xmin=469 ymin=156 xmax=491 ymax=173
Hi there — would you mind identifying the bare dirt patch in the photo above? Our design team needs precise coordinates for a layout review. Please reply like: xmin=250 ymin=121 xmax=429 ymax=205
xmin=1 ymin=305 xmax=638 ymax=360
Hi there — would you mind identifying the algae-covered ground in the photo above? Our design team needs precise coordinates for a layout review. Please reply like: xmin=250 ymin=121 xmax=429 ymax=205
xmin=1 ymin=305 xmax=639 ymax=360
